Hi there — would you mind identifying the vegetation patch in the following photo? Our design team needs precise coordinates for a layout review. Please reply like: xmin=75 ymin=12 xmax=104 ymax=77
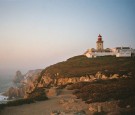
xmin=118 ymin=96 xmax=135 ymax=108
xmin=67 ymin=79 xmax=135 ymax=104
xmin=26 ymin=88 xmax=48 ymax=101
xmin=38 ymin=55 xmax=135 ymax=78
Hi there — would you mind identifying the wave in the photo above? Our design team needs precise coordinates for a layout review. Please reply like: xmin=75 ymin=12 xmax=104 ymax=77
xmin=0 ymin=93 xmax=8 ymax=104
xmin=0 ymin=77 xmax=13 ymax=103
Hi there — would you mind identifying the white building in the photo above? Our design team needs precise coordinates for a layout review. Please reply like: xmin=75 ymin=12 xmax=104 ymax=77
xmin=113 ymin=47 xmax=135 ymax=57
xmin=84 ymin=34 xmax=135 ymax=58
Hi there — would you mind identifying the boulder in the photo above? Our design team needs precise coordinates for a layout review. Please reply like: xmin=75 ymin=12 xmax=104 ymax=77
xmin=110 ymin=74 xmax=120 ymax=79
xmin=89 ymin=75 xmax=96 ymax=80
xmin=40 ymin=75 xmax=53 ymax=86
xmin=3 ymin=87 xmax=25 ymax=99
xmin=95 ymin=72 xmax=102 ymax=79
xmin=101 ymin=74 xmax=108 ymax=80
xmin=47 ymin=87 xmax=60 ymax=97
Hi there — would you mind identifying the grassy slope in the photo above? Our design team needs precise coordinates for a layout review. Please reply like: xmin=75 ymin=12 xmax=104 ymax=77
xmin=66 ymin=78 xmax=135 ymax=115
xmin=68 ymin=79 xmax=135 ymax=105
xmin=41 ymin=55 xmax=135 ymax=78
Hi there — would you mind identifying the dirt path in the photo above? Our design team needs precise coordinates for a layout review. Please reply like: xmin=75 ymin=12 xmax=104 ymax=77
xmin=0 ymin=89 xmax=90 ymax=115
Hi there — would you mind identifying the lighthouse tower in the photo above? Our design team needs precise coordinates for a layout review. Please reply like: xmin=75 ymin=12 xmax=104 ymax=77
xmin=96 ymin=34 xmax=104 ymax=51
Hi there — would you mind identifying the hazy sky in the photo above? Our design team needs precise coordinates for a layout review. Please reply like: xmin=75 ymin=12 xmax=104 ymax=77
xmin=0 ymin=0 xmax=135 ymax=77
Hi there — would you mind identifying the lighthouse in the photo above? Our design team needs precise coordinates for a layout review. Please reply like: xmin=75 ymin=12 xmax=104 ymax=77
xmin=96 ymin=34 xmax=104 ymax=51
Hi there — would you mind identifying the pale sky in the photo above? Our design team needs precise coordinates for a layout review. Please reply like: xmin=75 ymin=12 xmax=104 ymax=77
xmin=0 ymin=0 xmax=135 ymax=77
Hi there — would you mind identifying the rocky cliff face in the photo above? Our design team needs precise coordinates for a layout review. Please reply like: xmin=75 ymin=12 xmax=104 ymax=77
xmin=24 ymin=70 xmax=133 ymax=99
xmin=13 ymin=71 xmax=23 ymax=84
xmin=5 ymin=56 xmax=135 ymax=100
xmin=6 ymin=69 xmax=132 ymax=100
xmin=36 ymin=71 xmax=132 ymax=88
xmin=4 ymin=69 xmax=42 ymax=99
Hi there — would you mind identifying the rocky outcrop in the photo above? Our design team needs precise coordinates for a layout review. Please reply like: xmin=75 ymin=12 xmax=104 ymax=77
xmin=23 ymin=69 xmax=43 ymax=94
xmin=23 ymin=69 xmax=42 ymax=84
xmin=5 ymin=68 xmax=133 ymax=100
xmin=46 ymin=87 xmax=60 ymax=97
xmin=36 ymin=71 xmax=132 ymax=89
xmin=13 ymin=71 xmax=23 ymax=84
xmin=3 ymin=87 xmax=25 ymax=99
xmin=24 ymin=88 xmax=48 ymax=101
xmin=4 ymin=69 xmax=42 ymax=99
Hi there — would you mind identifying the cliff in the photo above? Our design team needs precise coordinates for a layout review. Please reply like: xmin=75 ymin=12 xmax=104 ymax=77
xmin=25 ymin=55 xmax=135 ymax=98
xmin=4 ymin=55 xmax=135 ymax=100
xmin=2 ymin=55 xmax=135 ymax=114
xmin=4 ymin=69 xmax=42 ymax=99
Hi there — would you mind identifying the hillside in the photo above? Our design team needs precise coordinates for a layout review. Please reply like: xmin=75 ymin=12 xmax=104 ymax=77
xmin=1 ymin=55 xmax=135 ymax=114
xmin=40 ymin=55 xmax=135 ymax=79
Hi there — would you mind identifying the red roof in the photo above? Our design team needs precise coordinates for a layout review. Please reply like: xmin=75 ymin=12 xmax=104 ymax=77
xmin=98 ymin=34 xmax=102 ymax=37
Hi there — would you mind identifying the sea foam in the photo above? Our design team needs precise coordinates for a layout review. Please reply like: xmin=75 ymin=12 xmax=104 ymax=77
xmin=0 ymin=93 xmax=8 ymax=104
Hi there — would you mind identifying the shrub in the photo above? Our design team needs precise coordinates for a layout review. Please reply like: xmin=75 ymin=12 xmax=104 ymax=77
xmin=70 ymin=79 xmax=135 ymax=103
xmin=26 ymin=88 xmax=48 ymax=101
xmin=118 ymin=96 xmax=135 ymax=108
xmin=120 ymin=109 xmax=135 ymax=115
xmin=36 ymin=55 xmax=135 ymax=79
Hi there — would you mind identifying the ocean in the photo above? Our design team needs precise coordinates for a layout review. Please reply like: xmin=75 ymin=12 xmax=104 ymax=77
xmin=0 ymin=77 xmax=13 ymax=103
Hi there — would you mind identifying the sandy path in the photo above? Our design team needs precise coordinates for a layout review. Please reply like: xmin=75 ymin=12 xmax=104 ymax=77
xmin=0 ymin=89 xmax=89 ymax=115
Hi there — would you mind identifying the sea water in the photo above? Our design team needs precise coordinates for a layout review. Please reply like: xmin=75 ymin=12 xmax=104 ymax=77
xmin=0 ymin=93 xmax=8 ymax=104
xmin=0 ymin=77 xmax=13 ymax=103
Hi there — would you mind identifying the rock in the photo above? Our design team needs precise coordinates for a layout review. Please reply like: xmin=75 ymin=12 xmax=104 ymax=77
xmin=47 ymin=87 xmax=60 ymax=97
xmin=23 ymin=69 xmax=42 ymax=84
xmin=41 ymin=75 xmax=53 ymax=86
xmin=13 ymin=70 xmax=24 ymax=83
xmin=50 ymin=110 xmax=60 ymax=115
xmin=122 ymin=75 xmax=128 ymax=78
xmin=3 ymin=87 xmax=25 ymax=99
xmin=95 ymin=72 xmax=102 ymax=79
xmin=101 ymin=74 xmax=108 ymax=80
xmin=89 ymin=75 xmax=96 ymax=80
xmin=80 ymin=76 xmax=90 ymax=82
xmin=110 ymin=74 xmax=120 ymax=79
xmin=5 ymin=69 xmax=43 ymax=99
xmin=126 ymin=105 xmax=130 ymax=108
xmin=80 ymin=77 xmax=86 ymax=82
xmin=88 ymin=106 xmax=97 ymax=112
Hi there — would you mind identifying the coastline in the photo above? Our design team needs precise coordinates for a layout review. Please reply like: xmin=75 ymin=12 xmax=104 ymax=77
xmin=0 ymin=93 xmax=8 ymax=104
xmin=0 ymin=88 xmax=90 ymax=115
